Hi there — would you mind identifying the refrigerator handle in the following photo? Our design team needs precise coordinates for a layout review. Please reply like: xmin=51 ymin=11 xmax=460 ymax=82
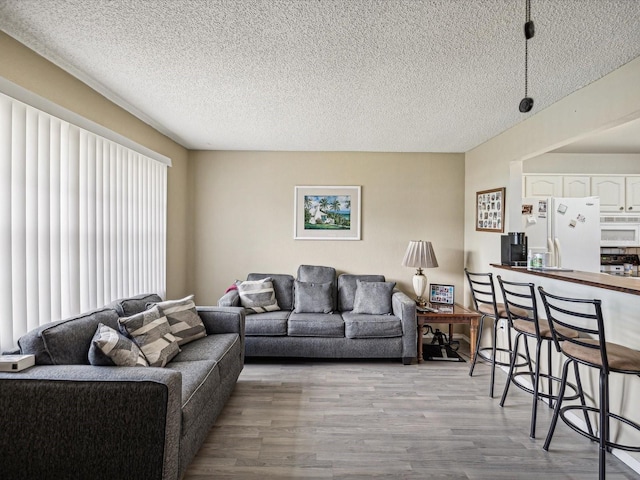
xmin=554 ymin=237 xmax=561 ymax=268
xmin=547 ymin=237 xmax=555 ymax=267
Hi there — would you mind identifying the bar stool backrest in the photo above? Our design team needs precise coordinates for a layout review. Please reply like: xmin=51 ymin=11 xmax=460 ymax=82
xmin=537 ymin=287 xmax=608 ymax=373
xmin=497 ymin=276 xmax=541 ymax=337
xmin=464 ymin=269 xmax=500 ymax=319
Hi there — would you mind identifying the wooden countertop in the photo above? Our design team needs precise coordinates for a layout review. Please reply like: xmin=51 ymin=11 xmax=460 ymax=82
xmin=491 ymin=264 xmax=640 ymax=296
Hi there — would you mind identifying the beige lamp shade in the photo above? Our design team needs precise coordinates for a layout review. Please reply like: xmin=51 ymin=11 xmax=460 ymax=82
xmin=402 ymin=240 xmax=438 ymax=305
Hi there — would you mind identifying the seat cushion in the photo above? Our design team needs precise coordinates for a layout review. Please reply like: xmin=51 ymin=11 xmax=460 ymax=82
xmin=244 ymin=310 xmax=290 ymax=336
xmin=168 ymin=359 xmax=221 ymax=436
xmin=342 ymin=312 xmax=403 ymax=339
xmin=288 ymin=312 xmax=344 ymax=337
xmin=513 ymin=318 xmax=579 ymax=340
xmin=478 ymin=302 xmax=527 ymax=319
xmin=562 ymin=339 xmax=640 ymax=372
xmin=337 ymin=274 xmax=385 ymax=311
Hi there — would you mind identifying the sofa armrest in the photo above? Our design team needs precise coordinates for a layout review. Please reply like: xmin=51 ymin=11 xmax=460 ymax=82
xmin=392 ymin=289 xmax=417 ymax=364
xmin=0 ymin=365 xmax=182 ymax=480
xmin=197 ymin=306 xmax=246 ymax=337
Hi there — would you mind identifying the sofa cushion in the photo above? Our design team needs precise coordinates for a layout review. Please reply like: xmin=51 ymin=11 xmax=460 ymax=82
xmin=244 ymin=310 xmax=290 ymax=336
xmin=148 ymin=295 xmax=207 ymax=346
xmin=171 ymin=333 xmax=243 ymax=385
xmin=294 ymin=281 xmax=333 ymax=314
xmin=247 ymin=273 xmax=295 ymax=310
xmin=288 ymin=312 xmax=344 ymax=337
xmin=18 ymin=307 xmax=120 ymax=365
xmin=342 ymin=312 xmax=403 ymax=339
xmin=119 ymin=306 xmax=180 ymax=367
xmin=237 ymin=278 xmax=281 ymax=314
xmin=297 ymin=265 xmax=337 ymax=310
xmin=88 ymin=323 xmax=149 ymax=366
xmin=218 ymin=289 xmax=240 ymax=307
xmin=338 ymin=274 xmax=386 ymax=311
xmin=168 ymin=359 xmax=221 ymax=436
xmin=352 ymin=281 xmax=396 ymax=315
xmin=109 ymin=293 xmax=163 ymax=317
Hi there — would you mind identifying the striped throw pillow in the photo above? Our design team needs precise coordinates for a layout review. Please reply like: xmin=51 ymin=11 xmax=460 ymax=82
xmin=89 ymin=323 xmax=149 ymax=367
xmin=237 ymin=278 xmax=280 ymax=314
xmin=149 ymin=295 xmax=207 ymax=346
xmin=118 ymin=306 xmax=180 ymax=367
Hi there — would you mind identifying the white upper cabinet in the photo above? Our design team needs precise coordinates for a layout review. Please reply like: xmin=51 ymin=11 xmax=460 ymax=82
xmin=626 ymin=176 xmax=640 ymax=213
xmin=562 ymin=176 xmax=591 ymax=197
xmin=524 ymin=175 xmax=562 ymax=197
xmin=591 ymin=176 xmax=626 ymax=212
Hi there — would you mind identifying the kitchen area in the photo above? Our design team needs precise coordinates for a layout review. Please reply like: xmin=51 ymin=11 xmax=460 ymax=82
xmin=490 ymin=122 xmax=640 ymax=473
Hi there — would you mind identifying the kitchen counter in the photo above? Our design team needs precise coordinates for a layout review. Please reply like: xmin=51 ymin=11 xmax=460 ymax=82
xmin=491 ymin=264 xmax=640 ymax=296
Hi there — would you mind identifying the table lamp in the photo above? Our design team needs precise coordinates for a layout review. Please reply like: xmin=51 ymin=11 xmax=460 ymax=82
xmin=401 ymin=240 xmax=438 ymax=306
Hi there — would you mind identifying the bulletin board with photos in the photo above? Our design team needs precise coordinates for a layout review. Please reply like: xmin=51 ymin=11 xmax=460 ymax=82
xmin=476 ymin=187 xmax=505 ymax=232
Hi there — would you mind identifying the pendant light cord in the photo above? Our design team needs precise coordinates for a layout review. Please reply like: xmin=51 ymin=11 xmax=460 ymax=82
xmin=524 ymin=0 xmax=530 ymax=98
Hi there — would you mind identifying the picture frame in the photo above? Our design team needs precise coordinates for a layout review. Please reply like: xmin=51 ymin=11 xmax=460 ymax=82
xmin=476 ymin=187 xmax=505 ymax=232
xmin=429 ymin=284 xmax=455 ymax=305
xmin=294 ymin=186 xmax=361 ymax=240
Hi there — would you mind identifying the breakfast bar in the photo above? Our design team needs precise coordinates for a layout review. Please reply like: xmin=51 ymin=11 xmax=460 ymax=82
xmin=488 ymin=263 xmax=640 ymax=470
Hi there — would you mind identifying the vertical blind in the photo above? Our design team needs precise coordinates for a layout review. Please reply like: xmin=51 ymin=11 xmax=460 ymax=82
xmin=0 ymin=92 xmax=167 ymax=351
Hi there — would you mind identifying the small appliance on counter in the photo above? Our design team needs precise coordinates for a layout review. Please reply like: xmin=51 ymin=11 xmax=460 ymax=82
xmin=600 ymin=253 xmax=640 ymax=276
xmin=501 ymin=232 xmax=528 ymax=266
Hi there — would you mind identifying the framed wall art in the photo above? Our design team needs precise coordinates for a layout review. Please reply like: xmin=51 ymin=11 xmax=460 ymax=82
xmin=476 ymin=187 xmax=505 ymax=232
xmin=294 ymin=185 xmax=361 ymax=240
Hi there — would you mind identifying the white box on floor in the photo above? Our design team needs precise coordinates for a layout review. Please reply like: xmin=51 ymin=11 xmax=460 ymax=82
xmin=0 ymin=354 xmax=35 ymax=372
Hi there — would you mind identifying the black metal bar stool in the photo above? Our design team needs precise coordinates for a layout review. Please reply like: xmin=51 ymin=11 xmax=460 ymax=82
xmin=497 ymin=276 xmax=584 ymax=439
xmin=465 ymin=269 xmax=528 ymax=397
xmin=538 ymin=287 xmax=640 ymax=480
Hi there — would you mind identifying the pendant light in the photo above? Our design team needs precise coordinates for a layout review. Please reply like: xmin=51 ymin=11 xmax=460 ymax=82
xmin=519 ymin=0 xmax=535 ymax=112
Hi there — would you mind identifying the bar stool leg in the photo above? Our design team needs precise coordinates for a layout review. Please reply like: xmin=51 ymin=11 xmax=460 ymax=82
xmin=499 ymin=332 xmax=522 ymax=407
xmin=599 ymin=371 xmax=608 ymax=480
xmin=489 ymin=316 xmax=499 ymax=397
xmin=573 ymin=361 xmax=595 ymax=438
xmin=547 ymin=341 xmax=554 ymax=408
xmin=469 ymin=315 xmax=485 ymax=377
xmin=543 ymin=357 xmax=571 ymax=451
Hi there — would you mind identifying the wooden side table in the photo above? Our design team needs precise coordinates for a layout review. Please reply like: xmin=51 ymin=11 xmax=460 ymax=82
xmin=417 ymin=303 xmax=481 ymax=362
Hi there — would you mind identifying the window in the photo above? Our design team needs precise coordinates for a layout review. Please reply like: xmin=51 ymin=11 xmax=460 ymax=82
xmin=0 ymin=90 xmax=168 ymax=351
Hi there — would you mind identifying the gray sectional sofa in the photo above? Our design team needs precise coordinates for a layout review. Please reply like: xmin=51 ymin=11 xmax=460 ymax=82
xmin=219 ymin=265 xmax=417 ymax=364
xmin=0 ymin=293 xmax=245 ymax=480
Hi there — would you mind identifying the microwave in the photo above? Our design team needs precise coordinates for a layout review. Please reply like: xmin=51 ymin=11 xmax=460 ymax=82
xmin=600 ymin=216 xmax=640 ymax=247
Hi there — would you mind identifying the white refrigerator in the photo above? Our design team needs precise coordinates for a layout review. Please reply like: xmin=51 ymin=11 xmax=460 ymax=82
xmin=521 ymin=196 xmax=601 ymax=272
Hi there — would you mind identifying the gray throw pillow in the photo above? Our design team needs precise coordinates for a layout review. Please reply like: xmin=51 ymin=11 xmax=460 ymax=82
xmin=147 ymin=295 xmax=207 ymax=346
xmin=352 ymin=280 xmax=396 ymax=315
xmin=118 ymin=306 xmax=180 ymax=367
xmin=294 ymin=281 xmax=333 ymax=314
xmin=237 ymin=278 xmax=281 ymax=314
xmin=88 ymin=323 xmax=149 ymax=367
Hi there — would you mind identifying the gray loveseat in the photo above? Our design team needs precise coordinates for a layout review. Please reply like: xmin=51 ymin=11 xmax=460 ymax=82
xmin=219 ymin=265 xmax=416 ymax=364
xmin=0 ymin=293 xmax=245 ymax=480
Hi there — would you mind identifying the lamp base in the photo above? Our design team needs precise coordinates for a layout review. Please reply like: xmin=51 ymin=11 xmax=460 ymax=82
xmin=412 ymin=271 xmax=427 ymax=307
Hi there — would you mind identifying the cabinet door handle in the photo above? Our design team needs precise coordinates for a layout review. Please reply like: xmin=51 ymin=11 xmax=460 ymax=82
xmin=629 ymin=206 xmax=633 ymax=211
xmin=620 ymin=206 xmax=624 ymax=210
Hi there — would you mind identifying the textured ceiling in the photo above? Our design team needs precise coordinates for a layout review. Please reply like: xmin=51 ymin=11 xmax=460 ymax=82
xmin=1 ymin=0 xmax=639 ymax=152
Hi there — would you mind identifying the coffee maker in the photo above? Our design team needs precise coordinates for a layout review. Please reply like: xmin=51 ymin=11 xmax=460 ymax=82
xmin=501 ymin=232 xmax=528 ymax=267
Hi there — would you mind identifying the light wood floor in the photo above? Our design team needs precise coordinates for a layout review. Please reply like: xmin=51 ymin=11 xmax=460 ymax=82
xmin=183 ymin=344 xmax=639 ymax=479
